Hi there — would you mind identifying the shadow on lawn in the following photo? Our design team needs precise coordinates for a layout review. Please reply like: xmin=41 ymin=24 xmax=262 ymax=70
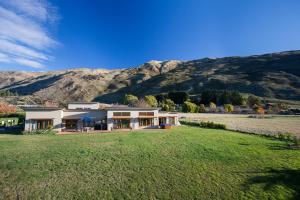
xmin=0 ymin=126 xmax=23 ymax=135
xmin=244 ymin=168 xmax=300 ymax=200
xmin=267 ymin=142 xmax=299 ymax=150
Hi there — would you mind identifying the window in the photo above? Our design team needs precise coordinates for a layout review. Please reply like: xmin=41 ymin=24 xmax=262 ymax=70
xmin=113 ymin=119 xmax=130 ymax=129
xmin=169 ymin=117 xmax=175 ymax=125
xmin=139 ymin=118 xmax=154 ymax=126
xmin=113 ymin=112 xmax=130 ymax=117
xmin=65 ymin=120 xmax=78 ymax=129
xmin=139 ymin=112 xmax=154 ymax=116
xmin=159 ymin=117 xmax=167 ymax=125
xmin=36 ymin=120 xmax=53 ymax=130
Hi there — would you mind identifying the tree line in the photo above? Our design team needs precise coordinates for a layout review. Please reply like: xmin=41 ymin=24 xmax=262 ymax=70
xmin=123 ymin=90 xmax=269 ymax=113
xmin=0 ymin=90 xmax=19 ymax=97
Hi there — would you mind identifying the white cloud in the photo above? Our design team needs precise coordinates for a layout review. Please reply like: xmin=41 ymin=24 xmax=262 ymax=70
xmin=0 ymin=39 xmax=49 ymax=60
xmin=0 ymin=52 xmax=11 ymax=63
xmin=7 ymin=0 xmax=49 ymax=21
xmin=0 ymin=0 xmax=58 ymax=69
xmin=14 ymin=58 xmax=45 ymax=69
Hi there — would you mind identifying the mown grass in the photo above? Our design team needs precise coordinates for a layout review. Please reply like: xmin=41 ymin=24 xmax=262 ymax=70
xmin=0 ymin=126 xmax=299 ymax=199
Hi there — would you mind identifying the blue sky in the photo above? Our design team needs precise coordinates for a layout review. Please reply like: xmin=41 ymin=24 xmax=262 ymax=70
xmin=0 ymin=0 xmax=300 ymax=71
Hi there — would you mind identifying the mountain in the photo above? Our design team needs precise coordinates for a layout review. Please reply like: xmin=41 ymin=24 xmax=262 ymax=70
xmin=0 ymin=50 xmax=300 ymax=105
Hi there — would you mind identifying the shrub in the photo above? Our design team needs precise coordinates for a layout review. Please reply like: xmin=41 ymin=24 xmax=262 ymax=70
xmin=209 ymin=102 xmax=217 ymax=112
xmin=180 ymin=120 xmax=226 ymax=129
xmin=223 ymin=104 xmax=234 ymax=113
xmin=199 ymin=121 xmax=226 ymax=129
xmin=198 ymin=104 xmax=206 ymax=113
xmin=277 ymin=133 xmax=294 ymax=141
xmin=293 ymin=137 xmax=300 ymax=149
xmin=23 ymin=129 xmax=57 ymax=135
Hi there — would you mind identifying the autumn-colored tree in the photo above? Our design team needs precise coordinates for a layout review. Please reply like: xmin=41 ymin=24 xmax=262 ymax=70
xmin=209 ymin=102 xmax=217 ymax=112
xmin=0 ymin=102 xmax=16 ymax=114
xmin=253 ymin=105 xmax=265 ymax=115
xmin=133 ymin=99 xmax=150 ymax=108
xmin=198 ymin=104 xmax=206 ymax=113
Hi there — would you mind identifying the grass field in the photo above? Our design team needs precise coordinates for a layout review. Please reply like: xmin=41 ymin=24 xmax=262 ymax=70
xmin=0 ymin=126 xmax=300 ymax=199
xmin=179 ymin=113 xmax=300 ymax=137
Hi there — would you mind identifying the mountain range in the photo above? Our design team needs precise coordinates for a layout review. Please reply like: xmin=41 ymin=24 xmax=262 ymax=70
xmin=0 ymin=50 xmax=300 ymax=105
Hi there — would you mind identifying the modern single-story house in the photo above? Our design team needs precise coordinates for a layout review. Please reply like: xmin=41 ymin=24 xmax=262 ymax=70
xmin=23 ymin=102 xmax=179 ymax=132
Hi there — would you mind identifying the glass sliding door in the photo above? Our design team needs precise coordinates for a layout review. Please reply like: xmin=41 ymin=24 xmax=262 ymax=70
xmin=139 ymin=118 xmax=154 ymax=126
xmin=65 ymin=119 xmax=78 ymax=130
xmin=113 ymin=119 xmax=130 ymax=129
xmin=159 ymin=117 xmax=167 ymax=125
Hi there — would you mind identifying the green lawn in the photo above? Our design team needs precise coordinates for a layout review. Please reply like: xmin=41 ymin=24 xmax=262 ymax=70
xmin=0 ymin=126 xmax=299 ymax=200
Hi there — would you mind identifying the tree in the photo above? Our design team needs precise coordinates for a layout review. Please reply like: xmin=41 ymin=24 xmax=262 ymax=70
xmin=168 ymin=91 xmax=189 ymax=104
xmin=0 ymin=102 xmax=16 ymax=114
xmin=256 ymin=107 xmax=265 ymax=115
xmin=124 ymin=94 xmax=138 ymax=106
xmin=155 ymin=94 xmax=167 ymax=104
xmin=209 ymin=102 xmax=217 ymax=112
xmin=161 ymin=99 xmax=176 ymax=111
xmin=133 ymin=99 xmax=150 ymax=108
xmin=230 ymin=91 xmax=244 ymax=105
xmin=224 ymin=104 xmax=234 ymax=113
xmin=219 ymin=91 xmax=231 ymax=105
xmin=277 ymin=103 xmax=289 ymax=111
xmin=241 ymin=99 xmax=247 ymax=107
xmin=247 ymin=95 xmax=261 ymax=107
xmin=198 ymin=104 xmax=206 ymax=113
xmin=182 ymin=101 xmax=198 ymax=113
xmin=144 ymin=95 xmax=158 ymax=108
xmin=200 ymin=90 xmax=217 ymax=105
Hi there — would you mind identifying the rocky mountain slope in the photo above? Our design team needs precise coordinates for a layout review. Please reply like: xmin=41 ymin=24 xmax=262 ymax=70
xmin=0 ymin=50 xmax=300 ymax=105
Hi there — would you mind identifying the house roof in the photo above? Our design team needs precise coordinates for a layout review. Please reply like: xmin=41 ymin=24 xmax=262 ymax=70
xmin=21 ymin=107 xmax=63 ymax=111
xmin=67 ymin=102 xmax=99 ymax=104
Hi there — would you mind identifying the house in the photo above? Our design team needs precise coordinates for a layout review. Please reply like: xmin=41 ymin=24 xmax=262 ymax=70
xmin=23 ymin=102 xmax=179 ymax=132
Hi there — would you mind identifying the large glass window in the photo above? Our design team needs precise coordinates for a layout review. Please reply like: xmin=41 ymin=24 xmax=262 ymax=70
xmin=159 ymin=117 xmax=167 ymax=125
xmin=65 ymin=120 xmax=78 ymax=129
xmin=36 ymin=120 xmax=53 ymax=130
xmin=139 ymin=118 xmax=154 ymax=126
xmin=113 ymin=119 xmax=130 ymax=129
xmin=139 ymin=112 xmax=154 ymax=116
xmin=169 ymin=117 xmax=175 ymax=125
xmin=113 ymin=112 xmax=130 ymax=117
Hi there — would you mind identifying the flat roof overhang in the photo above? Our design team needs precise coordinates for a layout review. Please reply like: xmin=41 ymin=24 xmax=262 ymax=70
xmin=106 ymin=107 xmax=158 ymax=111
xmin=67 ymin=102 xmax=99 ymax=104
xmin=28 ymin=118 xmax=56 ymax=120
xmin=22 ymin=107 xmax=63 ymax=111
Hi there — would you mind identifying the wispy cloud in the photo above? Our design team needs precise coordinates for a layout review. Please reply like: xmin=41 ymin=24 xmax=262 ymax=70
xmin=0 ymin=0 xmax=59 ymax=69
